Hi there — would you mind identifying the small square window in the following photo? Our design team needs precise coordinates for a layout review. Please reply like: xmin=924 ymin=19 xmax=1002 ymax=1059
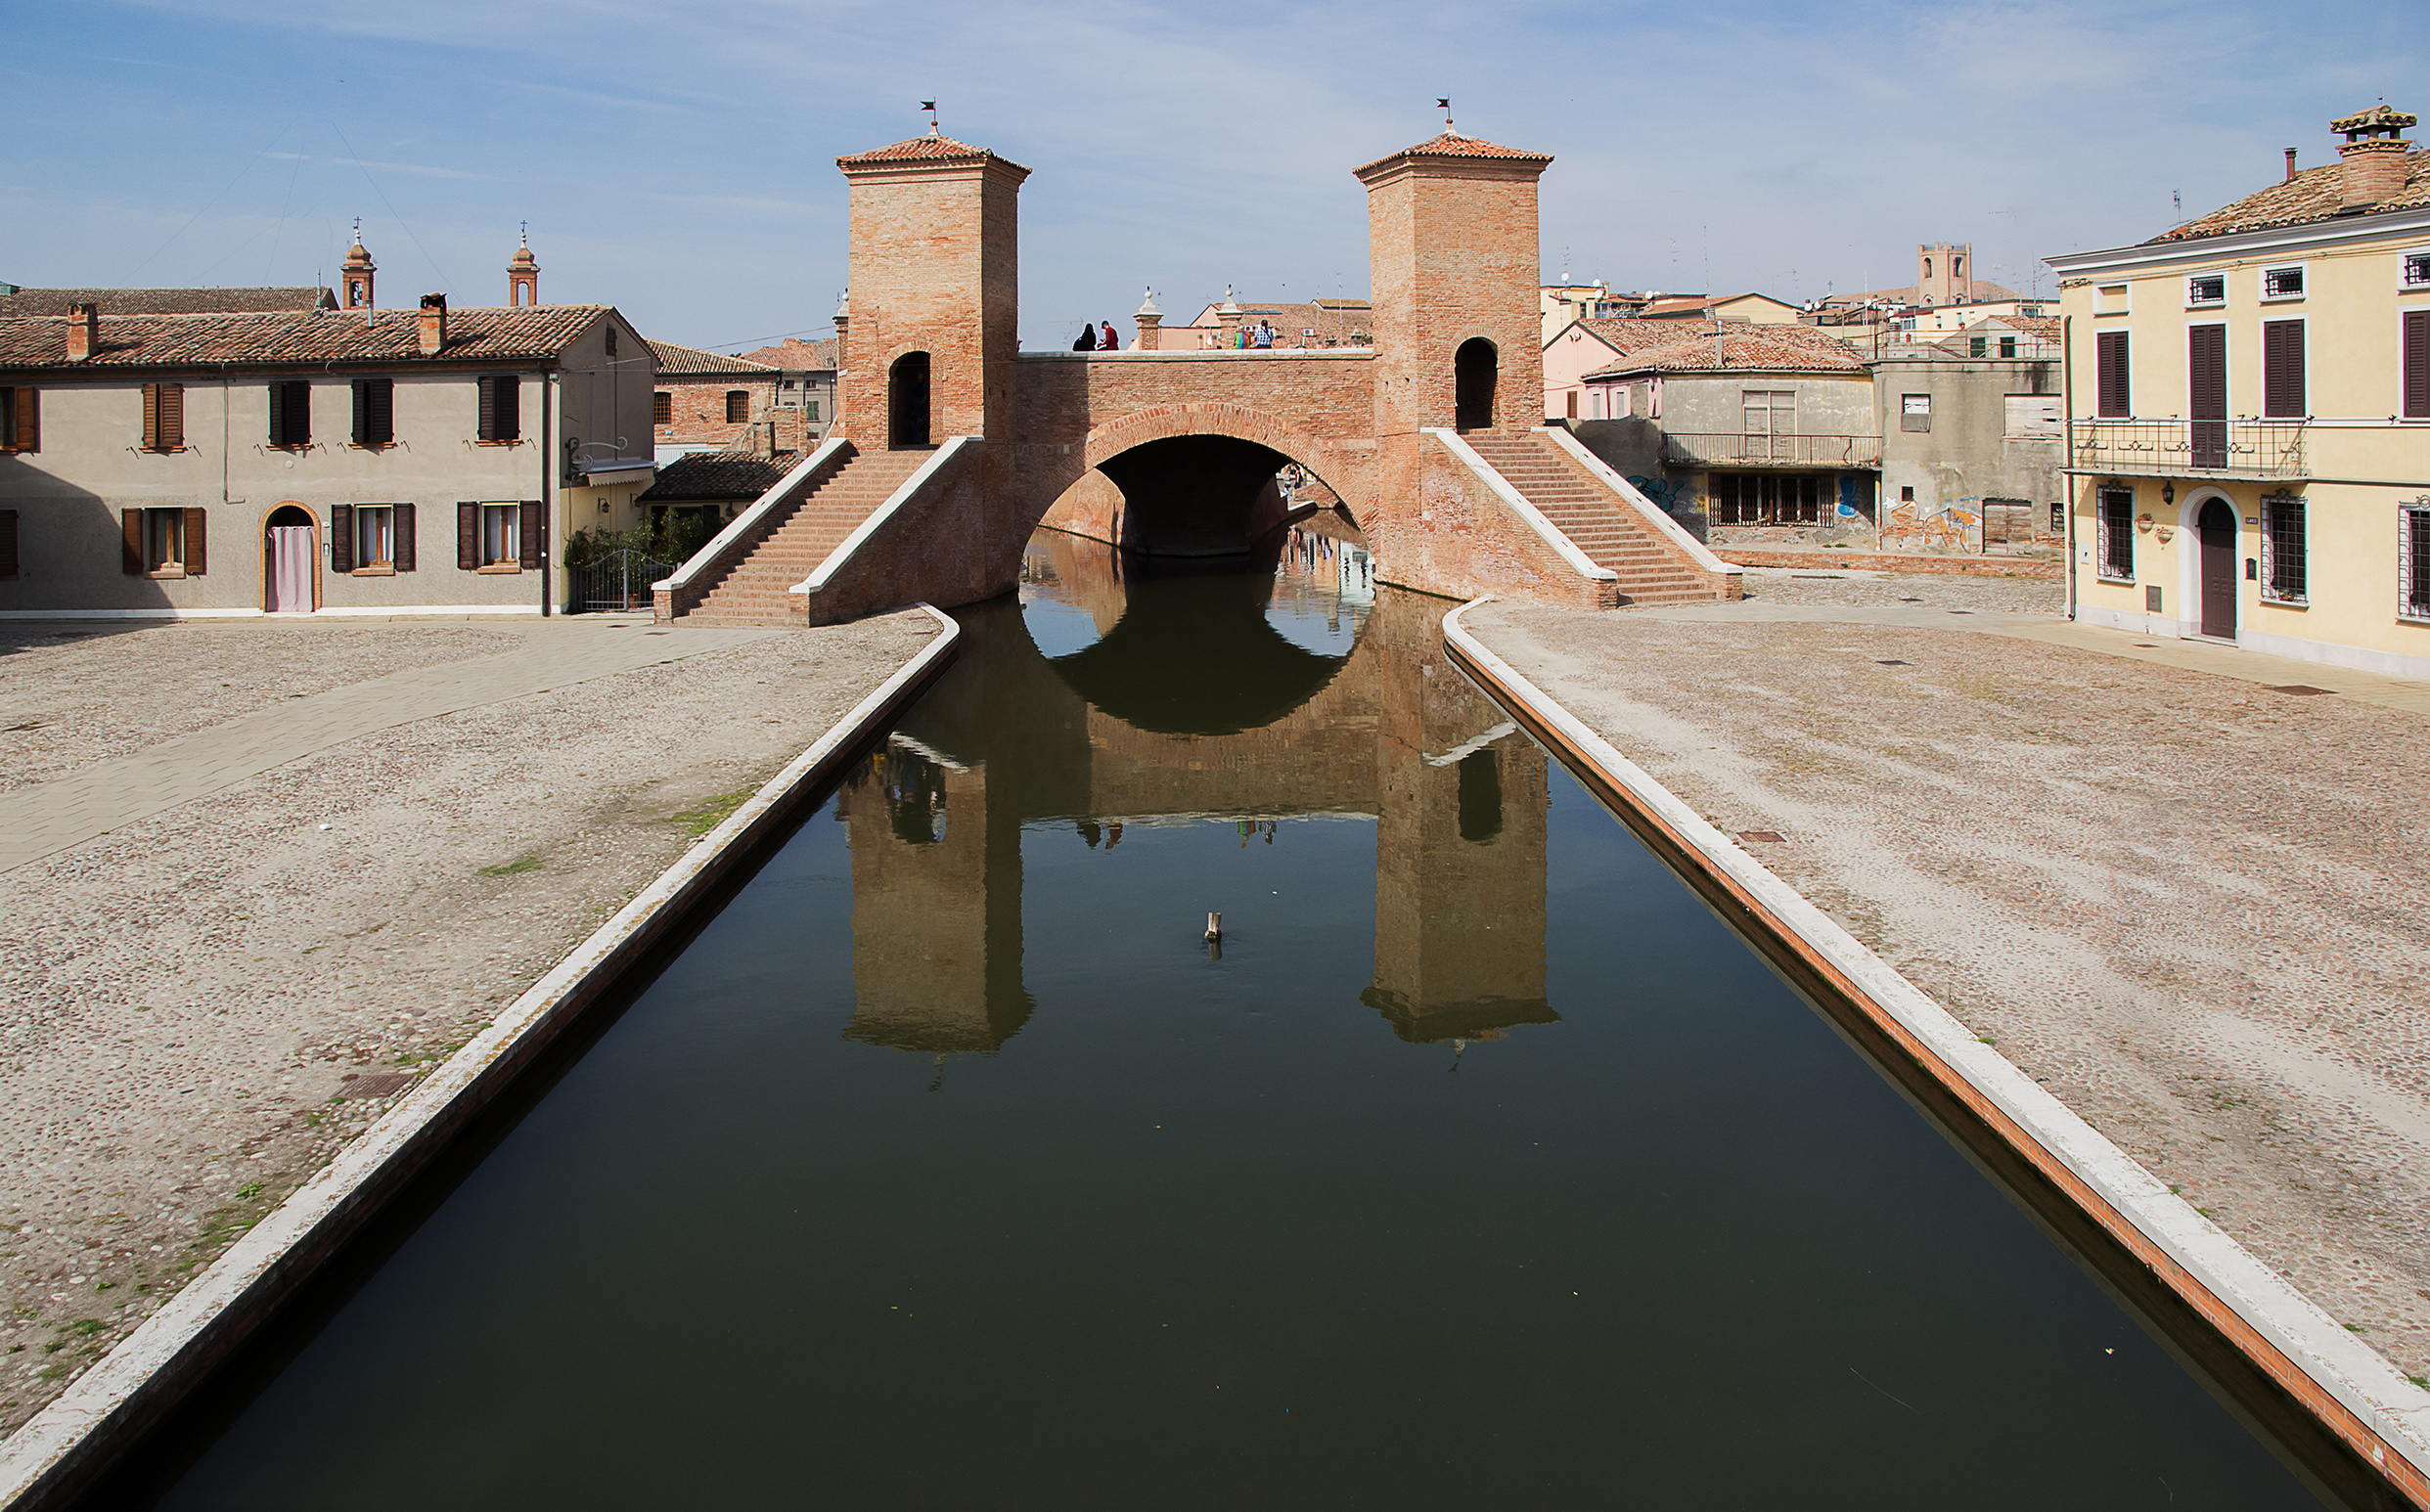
xmin=1999 ymin=335 xmax=2017 ymax=358
xmin=652 ymin=391 xmax=672 ymax=425
xmin=1901 ymin=394 xmax=1931 ymax=432
xmin=2096 ymin=284 xmax=2130 ymax=314
xmin=1969 ymin=336 xmax=1987 ymax=357
xmin=144 ymin=509 xmax=185 ymax=571
xmin=2186 ymin=273 xmax=2226 ymax=307
xmin=2263 ymin=264 xmax=2305 ymax=300
xmin=2405 ymin=250 xmax=2430 ymax=289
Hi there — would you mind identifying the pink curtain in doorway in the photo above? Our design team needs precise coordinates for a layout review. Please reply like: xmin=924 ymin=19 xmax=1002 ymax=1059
xmin=269 ymin=526 xmax=314 ymax=612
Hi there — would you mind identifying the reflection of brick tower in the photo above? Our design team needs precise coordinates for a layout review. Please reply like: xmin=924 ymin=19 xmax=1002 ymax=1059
xmin=834 ymin=128 xmax=1030 ymax=450
xmin=1357 ymin=131 xmax=1552 ymax=439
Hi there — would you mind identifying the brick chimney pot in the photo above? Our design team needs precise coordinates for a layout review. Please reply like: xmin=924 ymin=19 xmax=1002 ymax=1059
xmin=2339 ymin=137 xmax=2408 ymax=207
xmin=66 ymin=302 xmax=97 ymax=362
xmin=417 ymin=293 xmax=446 ymax=356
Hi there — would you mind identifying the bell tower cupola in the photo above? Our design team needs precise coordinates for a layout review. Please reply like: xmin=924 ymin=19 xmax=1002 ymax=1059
xmin=508 ymin=224 xmax=541 ymax=307
xmin=340 ymin=220 xmax=377 ymax=310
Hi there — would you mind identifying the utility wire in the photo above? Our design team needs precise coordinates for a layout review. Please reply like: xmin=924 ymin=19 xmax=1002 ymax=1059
xmin=128 ymin=112 xmax=299 ymax=282
xmin=330 ymin=120 xmax=456 ymax=296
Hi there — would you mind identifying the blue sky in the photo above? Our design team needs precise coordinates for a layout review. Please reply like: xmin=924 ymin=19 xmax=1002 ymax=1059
xmin=2 ymin=0 xmax=2422 ymax=351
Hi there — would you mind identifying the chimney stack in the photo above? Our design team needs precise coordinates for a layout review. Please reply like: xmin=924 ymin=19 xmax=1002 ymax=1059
xmin=2331 ymin=105 xmax=2415 ymax=209
xmin=66 ymin=302 xmax=97 ymax=362
xmin=417 ymin=293 xmax=446 ymax=356
xmin=2284 ymin=148 xmax=2298 ymax=182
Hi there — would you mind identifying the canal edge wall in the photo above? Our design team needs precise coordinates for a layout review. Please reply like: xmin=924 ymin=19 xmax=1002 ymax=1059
xmin=1440 ymin=596 xmax=2430 ymax=1508
xmin=0 ymin=606 xmax=965 ymax=1512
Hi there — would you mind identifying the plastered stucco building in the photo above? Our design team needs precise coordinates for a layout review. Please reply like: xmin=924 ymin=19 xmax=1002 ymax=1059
xmin=0 ymin=262 xmax=653 ymax=618
xmin=2047 ymin=105 xmax=2430 ymax=679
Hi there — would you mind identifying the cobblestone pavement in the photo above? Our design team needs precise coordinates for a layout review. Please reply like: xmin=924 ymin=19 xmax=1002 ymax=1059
xmin=0 ymin=611 xmax=940 ymax=1436
xmin=1468 ymin=575 xmax=2430 ymax=1382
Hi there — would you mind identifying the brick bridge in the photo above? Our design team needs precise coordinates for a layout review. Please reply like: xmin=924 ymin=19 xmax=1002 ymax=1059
xmin=656 ymin=128 xmax=1742 ymax=626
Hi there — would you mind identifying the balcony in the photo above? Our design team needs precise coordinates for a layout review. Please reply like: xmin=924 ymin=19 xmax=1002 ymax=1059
xmin=1661 ymin=432 xmax=1883 ymax=468
xmin=2069 ymin=419 xmax=2310 ymax=481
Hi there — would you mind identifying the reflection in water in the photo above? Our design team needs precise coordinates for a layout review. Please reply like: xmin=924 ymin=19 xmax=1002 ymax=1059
xmin=835 ymin=525 xmax=1554 ymax=1055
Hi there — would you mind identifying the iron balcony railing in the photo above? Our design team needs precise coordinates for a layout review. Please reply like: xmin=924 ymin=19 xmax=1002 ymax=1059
xmin=1661 ymin=432 xmax=1883 ymax=467
xmin=2070 ymin=419 xmax=2310 ymax=479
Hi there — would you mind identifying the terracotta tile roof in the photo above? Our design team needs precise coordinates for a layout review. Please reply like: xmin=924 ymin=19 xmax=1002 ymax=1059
xmin=639 ymin=450 xmax=798 ymax=503
xmin=835 ymin=133 xmax=1028 ymax=173
xmin=1585 ymin=324 xmax=1868 ymax=377
xmin=740 ymin=336 xmax=837 ymax=371
xmin=2147 ymin=146 xmax=2430 ymax=244
xmin=2332 ymin=105 xmax=2416 ymax=135
xmin=1354 ymin=132 xmax=1552 ymax=177
xmin=1571 ymin=316 xmax=1705 ymax=353
xmin=0 ymin=286 xmax=338 ymax=317
xmin=0 ymin=305 xmax=614 ymax=373
xmin=645 ymin=338 xmax=778 ymax=376
xmin=2005 ymin=316 xmax=2062 ymax=342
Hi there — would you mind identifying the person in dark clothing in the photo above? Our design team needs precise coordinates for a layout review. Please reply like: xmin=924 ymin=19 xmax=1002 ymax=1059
xmin=1100 ymin=320 xmax=1119 ymax=350
xmin=1073 ymin=324 xmax=1098 ymax=351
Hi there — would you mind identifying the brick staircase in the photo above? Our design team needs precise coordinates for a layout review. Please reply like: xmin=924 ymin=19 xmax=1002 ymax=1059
xmin=1458 ymin=431 xmax=1724 ymax=605
xmin=677 ymin=447 xmax=933 ymax=626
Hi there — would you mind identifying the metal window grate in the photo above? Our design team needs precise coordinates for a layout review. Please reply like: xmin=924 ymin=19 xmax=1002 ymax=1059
xmin=2403 ymin=503 xmax=2430 ymax=623
xmin=2261 ymin=495 xmax=2307 ymax=604
xmin=2186 ymin=274 xmax=2226 ymax=306
xmin=2408 ymin=251 xmax=2430 ymax=289
xmin=2264 ymin=265 xmax=2305 ymax=298
xmin=2098 ymin=487 xmax=2135 ymax=582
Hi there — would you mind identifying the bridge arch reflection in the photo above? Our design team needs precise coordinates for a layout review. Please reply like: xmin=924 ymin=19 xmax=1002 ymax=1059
xmin=831 ymin=530 xmax=1555 ymax=1061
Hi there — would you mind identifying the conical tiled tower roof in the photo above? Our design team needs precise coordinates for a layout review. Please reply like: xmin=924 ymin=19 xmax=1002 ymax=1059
xmin=836 ymin=132 xmax=1029 ymax=174
xmin=1354 ymin=132 xmax=1552 ymax=178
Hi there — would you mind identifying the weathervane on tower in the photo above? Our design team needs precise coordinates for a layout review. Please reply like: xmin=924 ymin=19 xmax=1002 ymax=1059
xmin=1437 ymin=97 xmax=1454 ymax=131
xmin=921 ymin=100 xmax=938 ymax=136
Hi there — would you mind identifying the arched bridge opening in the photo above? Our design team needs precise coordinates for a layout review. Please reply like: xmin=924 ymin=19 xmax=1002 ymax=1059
xmin=1030 ymin=403 xmax=1363 ymax=565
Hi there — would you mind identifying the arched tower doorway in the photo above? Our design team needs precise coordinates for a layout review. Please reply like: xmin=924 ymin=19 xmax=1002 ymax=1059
xmin=1455 ymin=338 xmax=1498 ymax=431
xmin=889 ymin=353 xmax=932 ymax=449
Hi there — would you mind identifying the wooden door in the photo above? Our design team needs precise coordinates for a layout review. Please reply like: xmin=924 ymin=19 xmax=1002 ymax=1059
xmin=2198 ymin=499 xmax=2237 ymax=639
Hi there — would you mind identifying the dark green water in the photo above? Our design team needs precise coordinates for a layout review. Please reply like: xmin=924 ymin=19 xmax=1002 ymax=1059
xmin=112 ymin=528 xmax=2327 ymax=1508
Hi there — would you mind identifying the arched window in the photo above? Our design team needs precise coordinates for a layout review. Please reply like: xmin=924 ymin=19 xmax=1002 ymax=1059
xmin=724 ymin=390 xmax=749 ymax=423
xmin=1922 ymin=256 xmax=1932 ymax=280
xmin=889 ymin=353 xmax=932 ymax=449
xmin=1454 ymin=337 xmax=1497 ymax=431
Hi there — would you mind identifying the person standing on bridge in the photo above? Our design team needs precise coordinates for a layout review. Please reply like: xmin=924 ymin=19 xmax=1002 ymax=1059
xmin=1101 ymin=319 xmax=1119 ymax=351
xmin=1072 ymin=323 xmax=1097 ymax=351
xmin=1253 ymin=320 xmax=1275 ymax=349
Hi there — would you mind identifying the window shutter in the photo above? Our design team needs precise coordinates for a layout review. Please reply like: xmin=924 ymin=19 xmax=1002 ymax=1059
xmin=183 ymin=508 xmax=207 ymax=575
xmin=121 ymin=509 xmax=142 ymax=574
xmin=268 ymin=383 xmax=288 ymax=447
xmin=2187 ymin=326 xmax=2226 ymax=420
xmin=2095 ymin=331 xmax=2130 ymax=418
xmin=159 ymin=383 xmax=182 ymax=450
xmin=331 ymin=504 xmax=354 ymax=573
xmin=0 ymin=509 xmax=16 ymax=578
xmin=393 ymin=502 xmax=416 ymax=572
xmin=518 ymin=500 xmax=543 ymax=568
xmin=477 ymin=377 xmax=497 ymax=439
xmin=352 ymin=379 xmax=371 ymax=444
xmin=290 ymin=382 xmax=310 ymax=447
xmin=2263 ymin=321 xmax=2305 ymax=417
xmin=2405 ymin=310 xmax=2430 ymax=420
xmin=372 ymin=379 xmax=392 ymax=445
xmin=19 ymin=388 xmax=37 ymax=453
xmin=143 ymin=384 xmax=160 ymax=451
xmin=457 ymin=502 xmax=479 ymax=569
xmin=496 ymin=377 xmax=519 ymax=441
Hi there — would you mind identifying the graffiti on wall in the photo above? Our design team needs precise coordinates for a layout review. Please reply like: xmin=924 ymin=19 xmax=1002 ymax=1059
xmin=1629 ymin=474 xmax=1689 ymax=512
xmin=1881 ymin=496 xmax=1983 ymax=554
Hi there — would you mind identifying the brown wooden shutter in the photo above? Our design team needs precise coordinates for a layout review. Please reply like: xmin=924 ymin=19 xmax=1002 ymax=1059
xmin=268 ymin=382 xmax=290 ymax=447
xmin=2405 ymin=310 xmax=2430 ymax=420
xmin=143 ymin=383 xmax=160 ymax=450
xmin=290 ymin=382 xmax=310 ymax=447
xmin=394 ymin=502 xmax=416 ymax=572
xmin=352 ymin=379 xmax=371 ymax=444
xmin=372 ymin=379 xmax=391 ymax=444
xmin=2188 ymin=326 xmax=2227 ymax=419
xmin=159 ymin=382 xmax=183 ymax=450
xmin=183 ymin=508 xmax=206 ymax=575
xmin=518 ymin=500 xmax=543 ymax=568
xmin=331 ymin=504 xmax=354 ymax=572
xmin=458 ymin=502 xmax=480 ymax=569
xmin=15 ymin=388 xmax=36 ymax=452
xmin=477 ymin=377 xmax=497 ymax=439
xmin=0 ymin=509 xmax=16 ymax=578
xmin=2263 ymin=320 xmax=2305 ymax=417
xmin=121 ymin=510 xmax=143 ymax=574
xmin=496 ymin=377 xmax=519 ymax=440
xmin=2095 ymin=331 xmax=2129 ymax=418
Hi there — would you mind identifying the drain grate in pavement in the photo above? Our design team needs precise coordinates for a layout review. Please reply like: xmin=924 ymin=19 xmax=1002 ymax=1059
xmin=1737 ymin=830 xmax=1786 ymax=844
xmin=2267 ymin=685 xmax=2333 ymax=696
xmin=336 ymin=1072 xmax=419 ymax=1099
xmin=1898 ymin=597 xmax=1923 ymax=603
xmin=1875 ymin=659 xmax=1911 ymax=666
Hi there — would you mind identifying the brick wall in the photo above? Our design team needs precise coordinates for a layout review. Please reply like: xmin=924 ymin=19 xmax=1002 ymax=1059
xmin=653 ymin=374 xmax=813 ymax=454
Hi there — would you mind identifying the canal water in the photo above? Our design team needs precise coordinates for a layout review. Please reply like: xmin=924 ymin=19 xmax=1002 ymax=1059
xmin=111 ymin=526 xmax=2328 ymax=1508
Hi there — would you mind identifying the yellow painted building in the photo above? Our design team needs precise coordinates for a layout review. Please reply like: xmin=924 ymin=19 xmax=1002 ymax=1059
xmin=2047 ymin=106 xmax=2430 ymax=680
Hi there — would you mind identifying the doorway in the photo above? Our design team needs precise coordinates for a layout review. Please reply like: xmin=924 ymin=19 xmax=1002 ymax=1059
xmin=2197 ymin=497 xmax=2237 ymax=639
xmin=889 ymin=353 xmax=931 ymax=450
xmin=1454 ymin=338 xmax=1497 ymax=431
xmin=264 ymin=504 xmax=316 ymax=613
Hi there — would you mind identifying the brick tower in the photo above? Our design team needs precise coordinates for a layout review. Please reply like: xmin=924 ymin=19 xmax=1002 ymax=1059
xmin=507 ymin=230 xmax=540 ymax=307
xmin=1356 ymin=131 xmax=1552 ymax=440
xmin=339 ymin=223 xmax=376 ymax=311
xmin=834 ymin=130 xmax=1030 ymax=449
